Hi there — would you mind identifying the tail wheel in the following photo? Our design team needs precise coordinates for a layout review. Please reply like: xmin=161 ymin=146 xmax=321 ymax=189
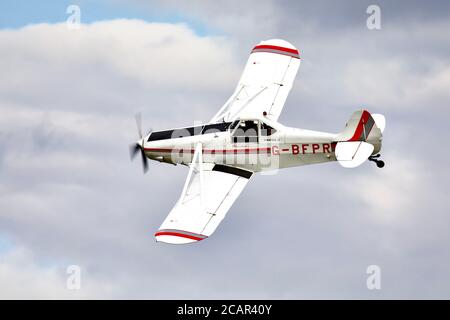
xmin=368 ymin=154 xmax=385 ymax=168
xmin=376 ymin=160 xmax=385 ymax=168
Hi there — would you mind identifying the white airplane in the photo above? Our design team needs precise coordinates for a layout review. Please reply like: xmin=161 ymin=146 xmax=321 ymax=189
xmin=130 ymin=39 xmax=386 ymax=245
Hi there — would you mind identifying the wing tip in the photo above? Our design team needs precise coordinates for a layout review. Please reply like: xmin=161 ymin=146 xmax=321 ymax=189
xmin=154 ymin=229 xmax=208 ymax=245
xmin=251 ymin=39 xmax=300 ymax=59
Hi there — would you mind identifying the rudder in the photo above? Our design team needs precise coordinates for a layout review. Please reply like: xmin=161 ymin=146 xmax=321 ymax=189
xmin=334 ymin=109 xmax=384 ymax=168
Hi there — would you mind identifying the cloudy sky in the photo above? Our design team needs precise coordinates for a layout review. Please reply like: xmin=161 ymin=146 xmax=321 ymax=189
xmin=1 ymin=0 xmax=449 ymax=299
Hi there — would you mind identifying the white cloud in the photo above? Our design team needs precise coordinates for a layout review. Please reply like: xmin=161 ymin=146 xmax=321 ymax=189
xmin=0 ymin=20 xmax=241 ymax=127
xmin=0 ymin=20 xmax=237 ymax=88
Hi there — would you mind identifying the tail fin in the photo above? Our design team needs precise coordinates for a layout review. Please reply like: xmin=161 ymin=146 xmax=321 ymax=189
xmin=334 ymin=109 xmax=385 ymax=168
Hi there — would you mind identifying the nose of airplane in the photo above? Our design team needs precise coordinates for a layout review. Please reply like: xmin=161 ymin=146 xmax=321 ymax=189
xmin=137 ymin=137 xmax=144 ymax=148
xmin=130 ymin=136 xmax=149 ymax=173
xmin=137 ymin=132 xmax=152 ymax=148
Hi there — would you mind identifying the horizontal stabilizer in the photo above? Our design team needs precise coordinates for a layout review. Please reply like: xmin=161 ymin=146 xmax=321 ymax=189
xmin=335 ymin=141 xmax=374 ymax=168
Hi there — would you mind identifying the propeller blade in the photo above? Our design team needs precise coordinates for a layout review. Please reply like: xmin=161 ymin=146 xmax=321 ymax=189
xmin=130 ymin=113 xmax=150 ymax=174
xmin=146 ymin=128 xmax=153 ymax=137
xmin=141 ymin=148 xmax=149 ymax=173
xmin=129 ymin=143 xmax=140 ymax=160
xmin=135 ymin=112 xmax=143 ymax=139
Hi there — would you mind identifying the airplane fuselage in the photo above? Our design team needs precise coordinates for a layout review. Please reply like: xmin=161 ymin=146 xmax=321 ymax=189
xmin=142 ymin=119 xmax=342 ymax=173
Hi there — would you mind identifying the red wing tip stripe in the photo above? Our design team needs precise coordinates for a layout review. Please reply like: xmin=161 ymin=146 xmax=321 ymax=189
xmin=155 ymin=229 xmax=207 ymax=241
xmin=253 ymin=44 xmax=299 ymax=54
xmin=252 ymin=44 xmax=300 ymax=59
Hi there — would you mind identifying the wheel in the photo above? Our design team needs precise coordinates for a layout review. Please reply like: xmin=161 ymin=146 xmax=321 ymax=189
xmin=376 ymin=160 xmax=385 ymax=168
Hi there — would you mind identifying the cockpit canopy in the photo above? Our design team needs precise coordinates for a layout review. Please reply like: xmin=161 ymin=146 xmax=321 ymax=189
xmin=230 ymin=119 xmax=276 ymax=143
xmin=148 ymin=122 xmax=232 ymax=141
xmin=147 ymin=119 xmax=276 ymax=142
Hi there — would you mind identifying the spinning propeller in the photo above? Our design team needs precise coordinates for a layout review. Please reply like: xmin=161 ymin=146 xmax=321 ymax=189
xmin=129 ymin=113 xmax=152 ymax=173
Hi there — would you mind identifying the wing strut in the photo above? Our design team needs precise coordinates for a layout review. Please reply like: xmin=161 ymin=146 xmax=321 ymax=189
xmin=210 ymin=85 xmax=245 ymax=123
xmin=180 ymin=143 xmax=204 ymax=208
xmin=228 ymin=86 xmax=268 ymax=122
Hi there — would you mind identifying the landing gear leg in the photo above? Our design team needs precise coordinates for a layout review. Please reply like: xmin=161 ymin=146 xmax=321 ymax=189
xmin=369 ymin=154 xmax=385 ymax=168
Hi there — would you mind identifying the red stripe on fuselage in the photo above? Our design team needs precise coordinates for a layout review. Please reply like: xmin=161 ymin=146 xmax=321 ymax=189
xmin=144 ymin=147 xmax=271 ymax=154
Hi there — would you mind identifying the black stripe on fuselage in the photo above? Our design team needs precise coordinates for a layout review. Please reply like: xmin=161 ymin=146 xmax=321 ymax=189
xmin=148 ymin=122 xmax=233 ymax=142
xmin=212 ymin=164 xmax=253 ymax=179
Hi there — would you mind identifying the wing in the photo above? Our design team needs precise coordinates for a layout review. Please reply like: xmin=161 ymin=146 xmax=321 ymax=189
xmin=210 ymin=39 xmax=300 ymax=123
xmin=155 ymin=144 xmax=252 ymax=244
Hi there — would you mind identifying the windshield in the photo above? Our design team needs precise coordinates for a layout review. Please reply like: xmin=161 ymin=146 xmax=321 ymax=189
xmin=260 ymin=122 xmax=276 ymax=136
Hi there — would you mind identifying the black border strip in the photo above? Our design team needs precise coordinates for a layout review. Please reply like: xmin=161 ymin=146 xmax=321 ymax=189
xmin=213 ymin=164 xmax=253 ymax=179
